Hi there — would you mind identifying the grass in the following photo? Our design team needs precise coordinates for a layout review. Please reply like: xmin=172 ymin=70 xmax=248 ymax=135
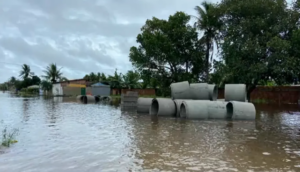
xmin=1 ymin=127 xmax=19 ymax=147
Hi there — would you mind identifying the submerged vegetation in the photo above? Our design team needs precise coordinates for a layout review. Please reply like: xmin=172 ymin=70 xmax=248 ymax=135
xmin=1 ymin=127 xmax=19 ymax=147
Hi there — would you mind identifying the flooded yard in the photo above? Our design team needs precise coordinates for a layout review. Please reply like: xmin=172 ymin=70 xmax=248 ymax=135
xmin=1 ymin=92 xmax=300 ymax=172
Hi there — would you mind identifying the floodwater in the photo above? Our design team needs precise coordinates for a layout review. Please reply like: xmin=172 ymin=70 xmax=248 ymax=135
xmin=0 ymin=92 xmax=300 ymax=172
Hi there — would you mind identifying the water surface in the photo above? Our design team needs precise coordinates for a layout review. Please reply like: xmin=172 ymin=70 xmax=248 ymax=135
xmin=0 ymin=92 xmax=300 ymax=172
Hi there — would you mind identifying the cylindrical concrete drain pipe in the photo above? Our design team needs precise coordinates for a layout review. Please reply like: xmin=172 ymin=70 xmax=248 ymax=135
xmin=76 ymin=95 xmax=84 ymax=102
xmin=189 ymin=83 xmax=210 ymax=100
xmin=170 ymin=81 xmax=191 ymax=99
xmin=150 ymin=98 xmax=176 ymax=117
xmin=137 ymin=98 xmax=153 ymax=113
xmin=174 ymin=99 xmax=192 ymax=117
xmin=207 ymin=101 xmax=229 ymax=119
xmin=208 ymin=84 xmax=218 ymax=101
xmin=225 ymin=84 xmax=247 ymax=102
xmin=226 ymin=101 xmax=256 ymax=120
xmin=86 ymin=95 xmax=96 ymax=103
xmin=180 ymin=100 xmax=210 ymax=119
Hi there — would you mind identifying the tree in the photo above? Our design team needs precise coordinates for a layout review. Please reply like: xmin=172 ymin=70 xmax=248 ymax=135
xmin=31 ymin=76 xmax=41 ymax=85
xmin=41 ymin=80 xmax=53 ymax=92
xmin=107 ymin=69 xmax=123 ymax=89
xmin=194 ymin=1 xmax=222 ymax=81
xmin=122 ymin=70 xmax=141 ymax=89
xmin=215 ymin=0 xmax=299 ymax=101
xmin=43 ymin=63 xmax=63 ymax=83
xmin=129 ymin=11 xmax=205 ymax=93
xmin=19 ymin=64 xmax=33 ymax=80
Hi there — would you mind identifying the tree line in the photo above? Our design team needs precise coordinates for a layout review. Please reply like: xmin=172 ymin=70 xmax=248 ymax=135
xmin=0 ymin=63 xmax=65 ymax=92
xmin=83 ymin=69 xmax=141 ymax=89
xmin=129 ymin=0 xmax=300 ymax=100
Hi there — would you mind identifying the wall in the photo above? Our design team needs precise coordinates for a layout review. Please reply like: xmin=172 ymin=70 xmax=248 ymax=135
xmin=121 ymin=89 xmax=155 ymax=96
xmin=251 ymin=86 xmax=300 ymax=104
xmin=217 ymin=86 xmax=300 ymax=104
xmin=52 ymin=83 xmax=63 ymax=96
xmin=59 ymin=79 xmax=87 ymax=87
xmin=91 ymin=86 xmax=111 ymax=96
xmin=63 ymin=87 xmax=81 ymax=96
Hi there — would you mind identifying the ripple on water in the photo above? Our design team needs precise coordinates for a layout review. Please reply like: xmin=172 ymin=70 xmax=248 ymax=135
xmin=1 ymin=94 xmax=300 ymax=171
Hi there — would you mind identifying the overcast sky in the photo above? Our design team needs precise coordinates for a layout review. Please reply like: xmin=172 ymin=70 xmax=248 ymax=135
xmin=0 ymin=0 xmax=293 ymax=83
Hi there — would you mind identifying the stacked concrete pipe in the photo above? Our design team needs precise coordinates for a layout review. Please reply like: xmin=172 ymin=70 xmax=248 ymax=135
xmin=137 ymin=98 xmax=153 ymax=113
xmin=189 ymin=83 xmax=210 ymax=100
xmin=170 ymin=81 xmax=190 ymax=99
xmin=86 ymin=95 xmax=96 ymax=103
xmin=150 ymin=98 xmax=176 ymax=117
xmin=225 ymin=84 xmax=247 ymax=102
xmin=226 ymin=101 xmax=256 ymax=120
xmin=180 ymin=100 xmax=210 ymax=119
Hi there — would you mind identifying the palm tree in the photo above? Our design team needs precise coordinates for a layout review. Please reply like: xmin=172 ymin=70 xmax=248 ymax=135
xmin=122 ymin=70 xmax=141 ymax=89
xmin=19 ymin=64 xmax=33 ymax=80
xmin=193 ymin=2 xmax=222 ymax=82
xmin=43 ymin=63 xmax=63 ymax=83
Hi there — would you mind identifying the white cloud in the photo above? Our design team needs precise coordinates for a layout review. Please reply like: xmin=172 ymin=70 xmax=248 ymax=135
xmin=0 ymin=0 xmax=221 ymax=82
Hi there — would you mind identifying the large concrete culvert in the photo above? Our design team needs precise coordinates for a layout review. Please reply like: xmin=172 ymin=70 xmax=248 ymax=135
xmin=174 ymin=99 xmax=192 ymax=117
xmin=170 ymin=81 xmax=190 ymax=99
xmin=150 ymin=98 xmax=176 ymax=116
xmin=226 ymin=101 xmax=256 ymax=120
xmin=189 ymin=83 xmax=210 ymax=100
xmin=179 ymin=100 xmax=210 ymax=119
xmin=225 ymin=84 xmax=247 ymax=102
xmin=137 ymin=98 xmax=153 ymax=113
xmin=207 ymin=101 xmax=230 ymax=119
xmin=86 ymin=95 xmax=96 ymax=103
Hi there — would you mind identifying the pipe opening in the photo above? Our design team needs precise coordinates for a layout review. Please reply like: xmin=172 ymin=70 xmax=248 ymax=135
xmin=82 ymin=96 xmax=87 ymax=104
xmin=180 ymin=103 xmax=187 ymax=118
xmin=226 ymin=102 xmax=233 ymax=119
xmin=150 ymin=100 xmax=159 ymax=115
xmin=95 ymin=95 xmax=100 ymax=102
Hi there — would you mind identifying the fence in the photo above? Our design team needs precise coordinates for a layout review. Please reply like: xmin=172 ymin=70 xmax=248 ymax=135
xmin=111 ymin=88 xmax=156 ymax=96
xmin=217 ymin=86 xmax=300 ymax=104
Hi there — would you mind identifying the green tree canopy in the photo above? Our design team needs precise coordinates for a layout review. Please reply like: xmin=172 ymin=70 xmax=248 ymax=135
xmin=129 ymin=11 xmax=205 ymax=93
xmin=43 ymin=63 xmax=63 ymax=83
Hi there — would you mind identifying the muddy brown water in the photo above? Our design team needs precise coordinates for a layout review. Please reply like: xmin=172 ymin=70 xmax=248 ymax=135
xmin=0 ymin=92 xmax=300 ymax=172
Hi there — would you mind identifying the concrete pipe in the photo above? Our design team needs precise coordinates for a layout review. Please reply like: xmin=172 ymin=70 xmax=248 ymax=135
xmin=174 ymin=99 xmax=192 ymax=117
xmin=226 ymin=101 xmax=256 ymax=120
xmin=150 ymin=98 xmax=176 ymax=117
xmin=180 ymin=100 xmax=210 ymax=119
xmin=208 ymin=84 xmax=218 ymax=101
xmin=170 ymin=81 xmax=190 ymax=99
xmin=86 ymin=95 xmax=96 ymax=103
xmin=76 ymin=95 xmax=84 ymax=102
xmin=207 ymin=101 xmax=229 ymax=119
xmin=189 ymin=83 xmax=210 ymax=100
xmin=95 ymin=95 xmax=101 ymax=102
xmin=137 ymin=98 xmax=153 ymax=113
xmin=225 ymin=84 xmax=247 ymax=102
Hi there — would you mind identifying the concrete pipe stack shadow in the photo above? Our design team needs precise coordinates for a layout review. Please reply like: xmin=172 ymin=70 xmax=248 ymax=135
xmin=144 ymin=81 xmax=256 ymax=121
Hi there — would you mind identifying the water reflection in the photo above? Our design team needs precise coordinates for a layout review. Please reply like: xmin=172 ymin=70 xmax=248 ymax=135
xmin=0 ymin=93 xmax=300 ymax=172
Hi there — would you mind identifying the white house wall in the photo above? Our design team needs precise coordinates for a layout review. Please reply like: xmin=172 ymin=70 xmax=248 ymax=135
xmin=52 ymin=83 xmax=63 ymax=96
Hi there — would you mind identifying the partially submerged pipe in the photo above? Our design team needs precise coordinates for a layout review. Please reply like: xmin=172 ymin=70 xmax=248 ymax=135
xmin=207 ymin=101 xmax=229 ymax=119
xmin=137 ymin=98 xmax=153 ymax=113
xmin=180 ymin=100 xmax=210 ymax=119
xmin=189 ymin=83 xmax=210 ymax=100
xmin=170 ymin=81 xmax=190 ymax=99
xmin=150 ymin=98 xmax=176 ymax=117
xmin=208 ymin=84 xmax=218 ymax=101
xmin=86 ymin=95 xmax=96 ymax=103
xmin=76 ymin=95 xmax=84 ymax=102
xmin=225 ymin=84 xmax=247 ymax=102
xmin=226 ymin=101 xmax=256 ymax=120
xmin=174 ymin=99 xmax=192 ymax=117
